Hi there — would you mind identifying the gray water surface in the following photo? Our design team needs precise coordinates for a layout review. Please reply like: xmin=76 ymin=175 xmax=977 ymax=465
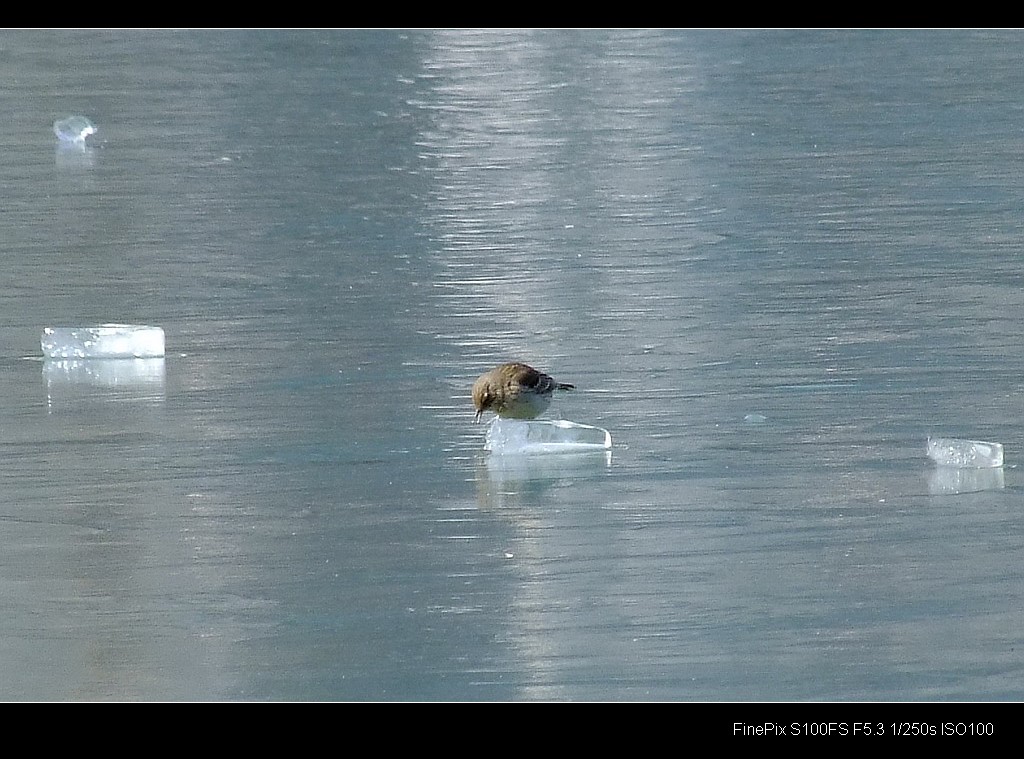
xmin=1 ymin=29 xmax=1022 ymax=700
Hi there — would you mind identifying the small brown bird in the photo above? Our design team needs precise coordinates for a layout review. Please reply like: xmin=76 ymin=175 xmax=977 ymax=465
xmin=472 ymin=362 xmax=575 ymax=422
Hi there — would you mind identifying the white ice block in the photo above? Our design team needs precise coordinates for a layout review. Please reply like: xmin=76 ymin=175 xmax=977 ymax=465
xmin=41 ymin=324 xmax=165 ymax=359
xmin=53 ymin=115 xmax=97 ymax=145
xmin=485 ymin=417 xmax=612 ymax=455
xmin=926 ymin=437 xmax=1003 ymax=469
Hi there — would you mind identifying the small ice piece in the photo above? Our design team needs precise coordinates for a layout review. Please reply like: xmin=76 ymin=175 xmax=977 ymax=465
xmin=41 ymin=324 xmax=165 ymax=359
xmin=485 ymin=417 xmax=612 ymax=455
xmin=53 ymin=115 xmax=97 ymax=145
xmin=926 ymin=437 xmax=1003 ymax=469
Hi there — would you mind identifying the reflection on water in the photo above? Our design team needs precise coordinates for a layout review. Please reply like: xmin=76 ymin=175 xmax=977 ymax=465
xmin=927 ymin=466 xmax=1005 ymax=496
xmin=43 ymin=358 xmax=166 ymax=388
xmin=1 ymin=29 xmax=1023 ymax=701
xmin=478 ymin=448 xmax=613 ymax=491
xmin=43 ymin=358 xmax=166 ymax=412
xmin=54 ymin=142 xmax=97 ymax=169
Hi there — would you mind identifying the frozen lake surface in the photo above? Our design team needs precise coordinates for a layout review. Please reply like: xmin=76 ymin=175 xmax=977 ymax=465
xmin=1 ymin=29 xmax=1023 ymax=701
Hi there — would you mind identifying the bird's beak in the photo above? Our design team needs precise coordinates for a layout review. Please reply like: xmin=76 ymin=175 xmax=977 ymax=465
xmin=474 ymin=409 xmax=482 ymax=423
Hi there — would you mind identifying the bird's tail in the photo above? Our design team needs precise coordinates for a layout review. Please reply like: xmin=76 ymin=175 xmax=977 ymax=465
xmin=556 ymin=382 xmax=575 ymax=391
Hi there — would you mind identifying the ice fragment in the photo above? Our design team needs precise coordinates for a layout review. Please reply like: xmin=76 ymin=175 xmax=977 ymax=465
xmin=41 ymin=324 xmax=165 ymax=359
xmin=485 ymin=417 xmax=612 ymax=455
xmin=53 ymin=115 xmax=97 ymax=145
xmin=926 ymin=437 xmax=1003 ymax=469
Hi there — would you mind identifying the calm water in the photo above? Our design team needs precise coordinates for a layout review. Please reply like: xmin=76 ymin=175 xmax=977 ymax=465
xmin=1 ymin=29 xmax=1023 ymax=701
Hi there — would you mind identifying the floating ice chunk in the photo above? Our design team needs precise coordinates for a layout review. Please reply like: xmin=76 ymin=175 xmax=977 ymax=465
xmin=53 ymin=115 xmax=97 ymax=145
xmin=41 ymin=324 xmax=165 ymax=359
xmin=926 ymin=437 xmax=1003 ymax=469
xmin=485 ymin=417 xmax=612 ymax=455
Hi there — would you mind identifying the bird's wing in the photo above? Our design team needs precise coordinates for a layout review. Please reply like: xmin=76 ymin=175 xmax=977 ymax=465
xmin=521 ymin=368 xmax=557 ymax=394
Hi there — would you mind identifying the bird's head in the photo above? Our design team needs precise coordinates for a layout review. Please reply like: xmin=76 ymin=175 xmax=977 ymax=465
xmin=472 ymin=376 xmax=494 ymax=422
